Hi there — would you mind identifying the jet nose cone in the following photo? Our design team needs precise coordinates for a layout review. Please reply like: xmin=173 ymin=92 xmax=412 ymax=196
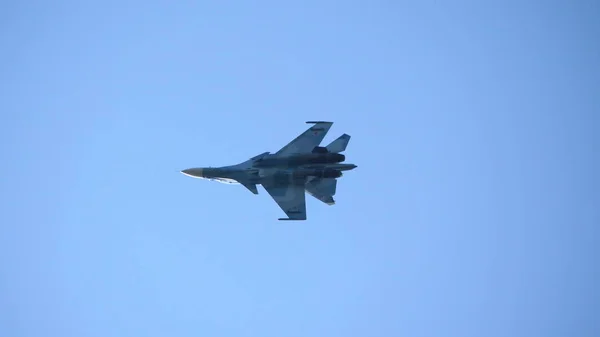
xmin=181 ymin=168 xmax=203 ymax=178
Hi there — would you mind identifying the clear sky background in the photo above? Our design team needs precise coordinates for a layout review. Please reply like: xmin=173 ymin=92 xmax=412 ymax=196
xmin=1 ymin=1 xmax=599 ymax=336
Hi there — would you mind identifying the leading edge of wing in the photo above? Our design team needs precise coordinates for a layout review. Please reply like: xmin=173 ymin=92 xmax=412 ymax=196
xmin=275 ymin=121 xmax=333 ymax=156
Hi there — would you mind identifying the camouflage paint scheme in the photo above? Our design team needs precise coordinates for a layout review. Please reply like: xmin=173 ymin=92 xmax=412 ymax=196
xmin=181 ymin=121 xmax=356 ymax=220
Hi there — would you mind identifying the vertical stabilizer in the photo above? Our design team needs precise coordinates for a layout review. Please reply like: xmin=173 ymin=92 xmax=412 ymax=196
xmin=326 ymin=134 xmax=351 ymax=153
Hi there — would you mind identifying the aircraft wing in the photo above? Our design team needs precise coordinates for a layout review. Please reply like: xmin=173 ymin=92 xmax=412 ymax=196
xmin=262 ymin=179 xmax=307 ymax=220
xmin=305 ymin=177 xmax=337 ymax=205
xmin=275 ymin=121 xmax=333 ymax=155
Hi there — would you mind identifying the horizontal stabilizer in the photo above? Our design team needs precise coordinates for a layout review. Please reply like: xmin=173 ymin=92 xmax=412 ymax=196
xmin=306 ymin=178 xmax=337 ymax=205
xmin=326 ymin=134 xmax=351 ymax=153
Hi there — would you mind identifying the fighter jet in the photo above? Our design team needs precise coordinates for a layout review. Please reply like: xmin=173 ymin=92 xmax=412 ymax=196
xmin=181 ymin=121 xmax=357 ymax=220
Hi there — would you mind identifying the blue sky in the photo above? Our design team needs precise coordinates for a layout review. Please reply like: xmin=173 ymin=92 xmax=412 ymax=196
xmin=1 ymin=1 xmax=598 ymax=336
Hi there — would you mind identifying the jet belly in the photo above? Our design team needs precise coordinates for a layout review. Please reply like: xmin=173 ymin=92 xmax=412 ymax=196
xmin=258 ymin=167 xmax=342 ymax=185
xmin=254 ymin=153 xmax=345 ymax=168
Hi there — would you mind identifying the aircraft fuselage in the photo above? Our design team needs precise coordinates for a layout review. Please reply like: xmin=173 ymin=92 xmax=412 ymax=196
xmin=253 ymin=152 xmax=345 ymax=168
xmin=181 ymin=121 xmax=355 ymax=220
xmin=181 ymin=163 xmax=357 ymax=185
